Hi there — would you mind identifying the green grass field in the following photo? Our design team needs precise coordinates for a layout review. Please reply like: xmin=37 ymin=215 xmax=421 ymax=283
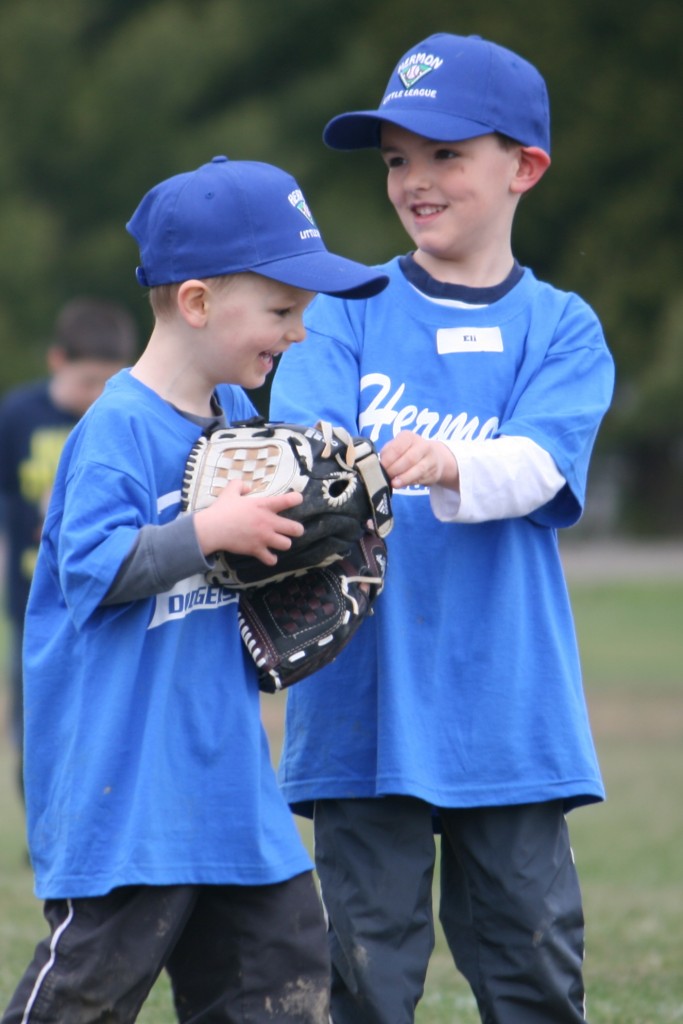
xmin=1 ymin=577 xmax=682 ymax=1022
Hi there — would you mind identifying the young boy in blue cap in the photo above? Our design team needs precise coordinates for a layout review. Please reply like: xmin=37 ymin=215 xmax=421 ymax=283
xmin=1 ymin=156 xmax=387 ymax=1024
xmin=270 ymin=34 xmax=615 ymax=1024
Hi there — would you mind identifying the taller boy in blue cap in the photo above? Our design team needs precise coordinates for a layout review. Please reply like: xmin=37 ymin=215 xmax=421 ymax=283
xmin=1 ymin=157 xmax=387 ymax=1024
xmin=270 ymin=34 xmax=614 ymax=1024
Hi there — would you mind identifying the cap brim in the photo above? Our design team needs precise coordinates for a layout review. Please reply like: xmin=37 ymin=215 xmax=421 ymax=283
xmin=323 ymin=109 xmax=495 ymax=150
xmin=255 ymin=252 xmax=389 ymax=299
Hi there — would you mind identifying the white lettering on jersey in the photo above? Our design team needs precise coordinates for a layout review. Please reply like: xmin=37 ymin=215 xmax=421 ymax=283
xmin=359 ymin=373 xmax=499 ymax=444
xmin=157 ymin=489 xmax=182 ymax=514
xmin=436 ymin=326 xmax=503 ymax=354
xmin=148 ymin=572 xmax=238 ymax=630
xmin=150 ymin=495 xmax=238 ymax=628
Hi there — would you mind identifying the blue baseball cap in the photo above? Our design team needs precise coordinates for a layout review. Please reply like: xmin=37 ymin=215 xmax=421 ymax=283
xmin=127 ymin=156 xmax=389 ymax=299
xmin=323 ymin=33 xmax=550 ymax=155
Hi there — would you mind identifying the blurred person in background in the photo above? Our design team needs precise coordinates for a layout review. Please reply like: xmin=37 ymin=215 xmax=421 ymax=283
xmin=0 ymin=297 xmax=139 ymax=807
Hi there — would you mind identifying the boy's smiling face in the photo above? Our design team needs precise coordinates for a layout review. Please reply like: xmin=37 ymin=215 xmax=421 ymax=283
xmin=380 ymin=123 xmax=525 ymax=283
xmin=203 ymin=273 xmax=314 ymax=390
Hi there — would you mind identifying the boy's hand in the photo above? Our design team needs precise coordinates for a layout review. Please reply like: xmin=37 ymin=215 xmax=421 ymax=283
xmin=381 ymin=432 xmax=460 ymax=491
xmin=193 ymin=480 xmax=304 ymax=567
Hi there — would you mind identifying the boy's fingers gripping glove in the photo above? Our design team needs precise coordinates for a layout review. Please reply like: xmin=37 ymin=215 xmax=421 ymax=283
xmin=181 ymin=418 xmax=393 ymax=589
xmin=239 ymin=527 xmax=388 ymax=692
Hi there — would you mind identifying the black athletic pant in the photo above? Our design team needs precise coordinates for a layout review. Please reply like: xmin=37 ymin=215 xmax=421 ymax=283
xmin=1 ymin=873 xmax=330 ymax=1024
xmin=314 ymin=796 xmax=588 ymax=1024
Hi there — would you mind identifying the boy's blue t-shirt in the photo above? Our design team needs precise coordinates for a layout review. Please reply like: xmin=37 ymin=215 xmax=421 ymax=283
xmin=270 ymin=259 xmax=615 ymax=819
xmin=23 ymin=370 xmax=312 ymax=898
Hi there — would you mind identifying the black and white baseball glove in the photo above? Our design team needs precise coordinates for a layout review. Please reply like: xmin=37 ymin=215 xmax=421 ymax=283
xmin=181 ymin=417 xmax=392 ymax=587
xmin=181 ymin=418 xmax=393 ymax=689
xmin=239 ymin=526 xmax=387 ymax=691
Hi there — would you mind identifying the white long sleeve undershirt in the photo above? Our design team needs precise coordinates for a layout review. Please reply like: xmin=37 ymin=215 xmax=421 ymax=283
xmin=430 ymin=435 xmax=566 ymax=523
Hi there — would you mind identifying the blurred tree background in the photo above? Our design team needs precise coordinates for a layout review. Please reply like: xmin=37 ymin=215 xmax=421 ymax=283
xmin=0 ymin=0 xmax=680 ymax=533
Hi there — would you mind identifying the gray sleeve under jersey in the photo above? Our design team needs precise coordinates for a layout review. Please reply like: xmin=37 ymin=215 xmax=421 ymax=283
xmin=102 ymin=514 xmax=214 ymax=605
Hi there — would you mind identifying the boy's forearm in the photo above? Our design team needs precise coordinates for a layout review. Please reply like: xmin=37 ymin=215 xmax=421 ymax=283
xmin=431 ymin=436 xmax=565 ymax=523
xmin=102 ymin=516 xmax=210 ymax=605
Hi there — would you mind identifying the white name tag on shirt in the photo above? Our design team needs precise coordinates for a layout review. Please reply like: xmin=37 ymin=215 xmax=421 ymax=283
xmin=436 ymin=326 xmax=504 ymax=354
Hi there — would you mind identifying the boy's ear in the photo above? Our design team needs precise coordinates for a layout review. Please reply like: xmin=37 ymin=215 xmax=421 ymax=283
xmin=511 ymin=146 xmax=551 ymax=195
xmin=177 ymin=280 xmax=210 ymax=327
xmin=46 ymin=345 xmax=69 ymax=374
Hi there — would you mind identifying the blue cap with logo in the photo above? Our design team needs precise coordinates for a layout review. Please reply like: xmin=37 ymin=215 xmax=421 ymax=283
xmin=127 ymin=156 xmax=389 ymax=299
xmin=323 ymin=33 xmax=550 ymax=155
